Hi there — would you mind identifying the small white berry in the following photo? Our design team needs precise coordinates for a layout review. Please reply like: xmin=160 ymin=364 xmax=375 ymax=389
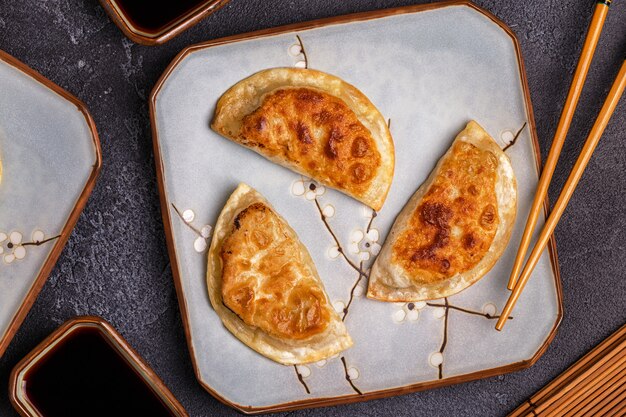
xmin=291 ymin=180 xmax=305 ymax=196
xmin=32 ymin=230 xmax=45 ymax=242
xmin=347 ymin=367 xmax=360 ymax=380
xmin=393 ymin=310 xmax=406 ymax=323
xmin=322 ymin=205 xmax=335 ymax=218
xmin=14 ymin=246 xmax=26 ymax=260
xmin=200 ymin=225 xmax=212 ymax=238
xmin=430 ymin=352 xmax=444 ymax=366
xmin=296 ymin=365 xmax=311 ymax=378
xmin=182 ymin=209 xmax=195 ymax=223
xmin=328 ymin=246 xmax=340 ymax=259
xmin=288 ymin=44 xmax=302 ymax=56
xmin=193 ymin=237 xmax=207 ymax=253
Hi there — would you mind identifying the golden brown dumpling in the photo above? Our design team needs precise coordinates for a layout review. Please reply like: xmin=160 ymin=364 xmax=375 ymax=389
xmin=207 ymin=183 xmax=352 ymax=364
xmin=211 ymin=68 xmax=394 ymax=211
xmin=368 ymin=121 xmax=517 ymax=301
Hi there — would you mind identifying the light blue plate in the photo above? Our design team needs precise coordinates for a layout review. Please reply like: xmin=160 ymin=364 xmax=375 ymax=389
xmin=152 ymin=3 xmax=561 ymax=412
xmin=0 ymin=52 xmax=100 ymax=356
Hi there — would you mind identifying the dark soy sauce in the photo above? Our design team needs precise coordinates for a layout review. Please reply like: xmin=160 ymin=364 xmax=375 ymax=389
xmin=24 ymin=327 xmax=177 ymax=417
xmin=114 ymin=0 xmax=209 ymax=33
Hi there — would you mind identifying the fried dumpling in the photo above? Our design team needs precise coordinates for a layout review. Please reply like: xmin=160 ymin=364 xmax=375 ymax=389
xmin=368 ymin=121 xmax=517 ymax=301
xmin=207 ymin=183 xmax=353 ymax=364
xmin=211 ymin=68 xmax=394 ymax=211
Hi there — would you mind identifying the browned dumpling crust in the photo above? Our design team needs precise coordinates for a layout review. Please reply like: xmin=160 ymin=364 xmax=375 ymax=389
xmin=221 ymin=202 xmax=331 ymax=341
xmin=368 ymin=121 xmax=517 ymax=302
xmin=211 ymin=68 xmax=394 ymax=211
xmin=207 ymin=184 xmax=352 ymax=365
xmin=392 ymin=140 xmax=499 ymax=284
xmin=239 ymin=88 xmax=382 ymax=198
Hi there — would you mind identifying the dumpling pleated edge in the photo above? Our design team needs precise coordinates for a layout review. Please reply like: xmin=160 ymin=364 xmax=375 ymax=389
xmin=367 ymin=121 xmax=518 ymax=302
xmin=210 ymin=67 xmax=394 ymax=211
xmin=206 ymin=183 xmax=353 ymax=365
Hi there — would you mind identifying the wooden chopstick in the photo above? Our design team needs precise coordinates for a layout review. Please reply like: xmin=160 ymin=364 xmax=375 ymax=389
xmin=523 ymin=344 xmax=625 ymax=415
xmin=507 ymin=324 xmax=626 ymax=417
xmin=574 ymin=374 xmax=626 ymax=416
xmin=559 ymin=369 xmax=626 ymax=416
xmin=531 ymin=344 xmax=626 ymax=414
xmin=511 ymin=368 xmax=626 ymax=417
xmin=508 ymin=337 xmax=626 ymax=417
xmin=542 ymin=355 xmax=626 ymax=417
xmin=496 ymin=58 xmax=626 ymax=330
xmin=507 ymin=0 xmax=612 ymax=290
xmin=601 ymin=390 xmax=626 ymax=417
xmin=514 ymin=330 xmax=626 ymax=415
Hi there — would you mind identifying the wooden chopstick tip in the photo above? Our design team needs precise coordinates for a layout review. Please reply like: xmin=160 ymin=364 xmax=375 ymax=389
xmin=495 ymin=320 xmax=504 ymax=331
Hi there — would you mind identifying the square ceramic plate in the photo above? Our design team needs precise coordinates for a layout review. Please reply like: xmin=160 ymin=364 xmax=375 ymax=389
xmin=0 ymin=51 xmax=101 ymax=358
xmin=150 ymin=1 xmax=562 ymax=413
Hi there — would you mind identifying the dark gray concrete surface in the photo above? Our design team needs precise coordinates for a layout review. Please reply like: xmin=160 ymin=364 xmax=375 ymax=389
xmin=0 ymin=1 xmax=624 ymax=416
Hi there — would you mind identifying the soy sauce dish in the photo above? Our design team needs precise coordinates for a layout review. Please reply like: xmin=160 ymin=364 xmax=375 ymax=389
xmin=9 ymin=316 xmax=187 ymax=417
xmin=99 ymin=0 xmax=231 ymax=45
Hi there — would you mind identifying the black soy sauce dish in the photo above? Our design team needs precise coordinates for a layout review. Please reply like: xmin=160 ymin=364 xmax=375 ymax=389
xmin=9 ymin=316 xmax=188 ymax=417
xmin=99 ymin=0 xmax=231 ymax=45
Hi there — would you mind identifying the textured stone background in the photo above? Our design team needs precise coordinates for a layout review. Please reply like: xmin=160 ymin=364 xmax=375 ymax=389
xmin=0 ymin=0 xmax=624 ymax=416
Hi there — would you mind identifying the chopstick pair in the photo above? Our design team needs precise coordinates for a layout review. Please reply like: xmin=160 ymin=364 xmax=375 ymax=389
xmin=496 ymin=0 xmax=625 ymax=330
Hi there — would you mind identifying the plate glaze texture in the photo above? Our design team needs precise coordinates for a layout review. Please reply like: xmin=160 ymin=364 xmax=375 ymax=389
xmin=150 ymin=2 xmax=561 ymax=413
xmin=0 ymin=51 xmax=101 ymax=358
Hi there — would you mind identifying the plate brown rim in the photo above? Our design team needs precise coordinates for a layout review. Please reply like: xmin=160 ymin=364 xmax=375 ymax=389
xmin=98 ymin=0 xmax=231 ymax=46
xmin=0 ymin=50 xmax=103 ymax=359
xmin=8 ymin=315 xmax=189 ymax=417
xmin=148 ymin=1 xmax=563 ymax=413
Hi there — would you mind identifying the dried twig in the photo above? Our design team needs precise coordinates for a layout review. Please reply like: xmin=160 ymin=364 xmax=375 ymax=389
xmin=293 ymin=365 xmax=310 ymax=394
xmin=296 ymin=35 xmax=309 ymax=69
xmin=503 ymin=122 xmax=527 ymax=152
xmin=341 ymin=357 xmax=363 ymax=395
